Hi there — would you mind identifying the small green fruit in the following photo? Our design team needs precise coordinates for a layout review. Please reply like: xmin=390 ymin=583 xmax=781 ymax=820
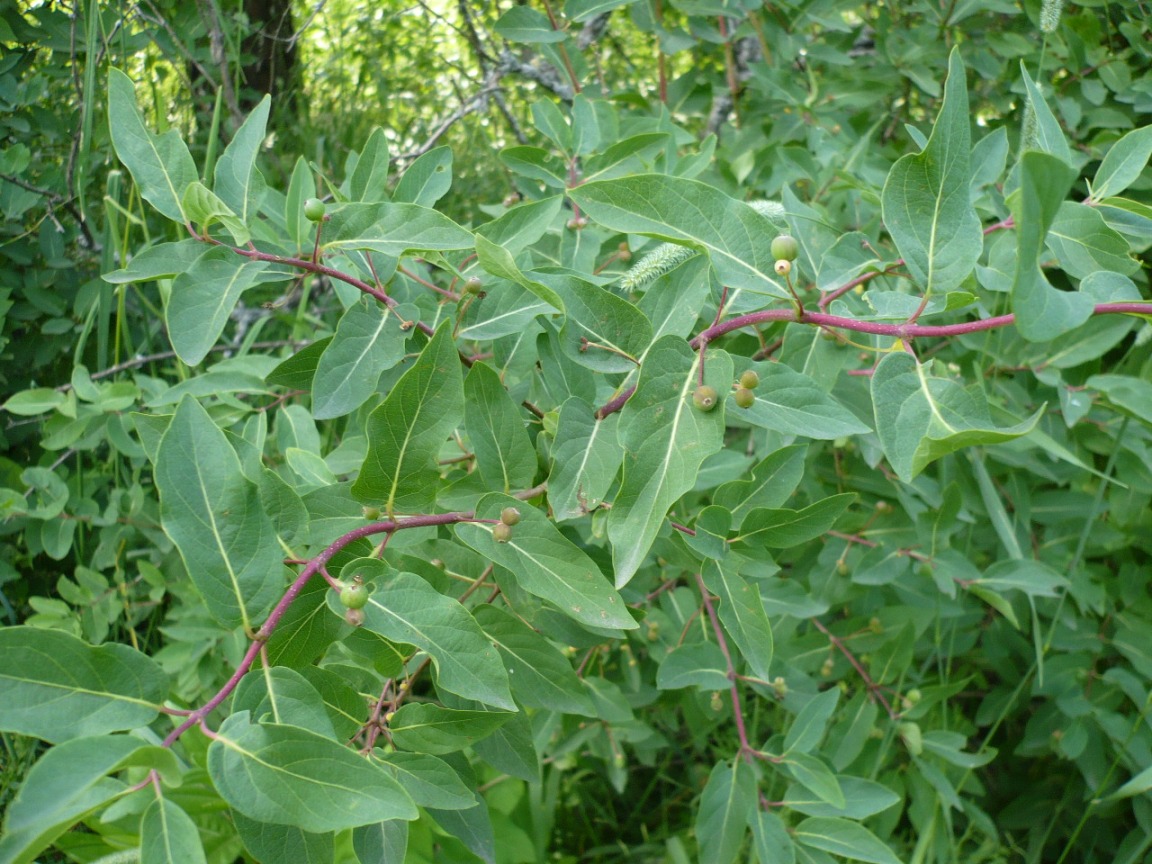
xmin=340 ymin=580 xmax=369 ymax=610
xmin=739 ymin=370 xmax=760 ymax=390
xmin=500 ymin=506 xmax=521 ymax=526
xmin=693 ymin=385 xmax=719 ymax=412
xmin=733 ymin=387 xmax=755 ymax=409
xmin=344 ymin=607 xmax=365 ymax=627
xmin=774 ymin=259 xmax=792 ymax=276
xmin=362 ymin=505 xmax=382 ymax=520
xmin=304 ymin=198 xmax=326 ymax=222
xmin=771 ymin=234 xmax=799 ymax=261
xmin=493 ymin=522 xmax=513 ymax=543
xmin=464 ymin=276 xmax=484 ymax=295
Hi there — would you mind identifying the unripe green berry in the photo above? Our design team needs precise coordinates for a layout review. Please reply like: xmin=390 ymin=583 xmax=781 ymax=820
xmin=734 ymin=387 xmax=755 ymax=409
xmin=362 ymin=505 xmax=382 ymax=520
xmin=836 ymin=561 xmax=850 ymax=577
xmin=304 ymin=198 xmax=326 ymax=222
xmin=340 ymin=579 xmax=369 ymax=610
xmin=693 ymin=385 xmax=719 ymax=412
xmin=739 ymin=370 xmax=760 ymax=390
xmin=774 ymin=259 xmax=792 ymax=276
xmin=464 ymin=276 xmax=484 ymax=295
xmin=710 ymin=691 xmax=724 ymax=712
xmin=344 ymin=607 xmax=365 ymax=627
xmin=771 ymin=234 xmax=799 ymax=261
xmin=500 ymin=506 xmax=521 ymax=526
xmin=493 ymin=522 xmax=513 ymax=543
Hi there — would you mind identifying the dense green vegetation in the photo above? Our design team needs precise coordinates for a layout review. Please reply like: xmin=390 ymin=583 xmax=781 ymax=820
xmin=2 ymin=1 xmax=1152 ymax=862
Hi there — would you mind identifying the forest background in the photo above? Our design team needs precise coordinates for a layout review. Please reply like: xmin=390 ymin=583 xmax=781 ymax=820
xmin=2 ymin=1 xmax=1152 ymax=863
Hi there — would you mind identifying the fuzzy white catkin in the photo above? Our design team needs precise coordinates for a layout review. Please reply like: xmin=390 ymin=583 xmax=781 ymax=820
xmin=1040 ymin=0 xmax=1065 ymax=33
xmin=619 ymin=200 xmax=785 ymax=290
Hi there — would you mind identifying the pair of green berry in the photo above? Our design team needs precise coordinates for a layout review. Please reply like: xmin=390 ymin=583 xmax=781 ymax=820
xmin=692 ymin=369 xmax=760 ymax=413
xmin=492 ymin=507 xmax=520 ymax=543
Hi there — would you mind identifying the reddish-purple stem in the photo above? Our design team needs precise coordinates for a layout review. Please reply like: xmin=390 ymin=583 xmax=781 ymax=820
xmin=695 ymin=572 xmax=754 ymax=759
xmin=161 ymin=511 xmax=476 ymax=747
xmin=595 ymin=386 xmax=636 ymax=420
xmin=691 ymin=302 xmax=1152 ymax=348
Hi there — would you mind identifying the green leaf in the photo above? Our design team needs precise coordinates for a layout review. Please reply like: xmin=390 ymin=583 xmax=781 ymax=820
xmin=208 ymin=713 xmax=417 ymax=831
xmin=1091 ymin=124 xmax=1152 ymax=201
xmin=1086 ymin=374 xmax=1152 ymax=426
xmin=102 ymin=239 xmax=206 ymax=284
xmin=286 ymin=155 xmax=316 ymax=250
xmin=233 ymin=666 xmax=335 ymax=737
xmin=457 ymin=493 xmax=636 ymax=631
xmin=141 ymin=798 xmax=209 ymax=864
xmin=655 ymin=642 xmax=730 ymax=691
xmin=702 ymin=559 xmax=773 ymax=682
xmin=499 ymin=146 xmax=568 ymax=188
xmin=233 ymin=812 xmax=333 ymax=864
xmin=181 ymin=181 xmax=249 ymax=245
xmin=565 ymin=0 xmax=639 ymax=22
xmin=784 ymin=689 xmax=840 ymax=755
xmin=166 ymin=247 xmax=277 ymax=366
xmin=464 ymin=363 xmax=536 ymax=493
xmin=881 ymin=49 xmax=980 ymax=295
xmin=476 ymin=196 xmax=564 ymax=255
xmin=548 ymin=397 xmax=624 ymax=521
xmin=1107 ymin=763 xmax=1152 ymax=801
xmin=349 ymin=563 xmax=515 ymax=709
xmin=1008 ymin=151 xmax=1094 ymax=342
xmin=976 ymin=559 xmax=1069 ymax=598
xmin=871 ymin=352 xmax=1043 ymax=482
xmin=0 ymin=735 xmax=177 ymax=864
xmin=733 ymin=494 xmax=855 ymax=549
xmin=1020 ymin=64 xmax=1072 ymax=164
xmin=793 ymin=817 xmax=903 ymax=864
xmin=1047 ymin=202 xmax=1139 ymax=278
xmin=571 ymin=175 xmax=789 ymax=300
xmin=312 ymin=298 xmax=414 ymax=419
xmin=107 ymin=68 xmax=196 ymax=223
xmin=323 ymin=203 xmax=473 ymax=256
xmin=733 ymin=364 xmax=870 ymax=439
xmin=0 ymin=627 xmax=166 ymax=743
xmin=353 ymin=822 xmax=408 ymax=864
xmin=695 ymin=758 xmax=756 ymax=864
xmin=473 ymin=234 xmax=565 ymax=311
xmin=751 ymin=810 xmax=797 ymax=864
xmin=784 ymin=776 xmax=901 ymax=819
xmin=266 ymin=337 xmax=332 ymax=391
xmin=782 ymin=753 xmax=845 ymax=809
xmin=495 ymin=6 xmax=567 ymax=42
xmin=349 ymin=127 xmax=390 ymax=203
xmin=473 ymin=605 xmax=596 ymax=715
xmin=548 ymin=273 xmax=654 ymax=373
xmin=376 ymin=752 xmax=476 ymax=809
xmin=713 ymin=444 xmax=807 ymax=529
xmin=155 ymin=396 xmax=283 ymax=629
xmin=393 ymin=146 xmax=452 ymax=207
xmin=388 ymin=703 xmax=511 ymax=754
xmin=353 ymin=321 xmax=464 ymax=516
xmin=213 ymin=95 xmax=269 ymax=226
xmin=608 ymin=338 xmax=731 ymax=586
xmin=2 ymin=388 xmax=66 ymax=416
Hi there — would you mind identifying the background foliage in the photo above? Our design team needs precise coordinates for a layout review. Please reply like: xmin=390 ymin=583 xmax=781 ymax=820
xmin=2 ymin=1 xmax=1152 ymax=862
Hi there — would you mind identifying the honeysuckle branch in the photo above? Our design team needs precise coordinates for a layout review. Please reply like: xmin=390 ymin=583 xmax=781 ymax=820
xmin=810 ymin=617 xmax=898 ymax=720
xmin=695 ymin=573 xmax=754 ymax=759
xmin=155 ymin=483 xmax=547 ymax=750
xmin=202 ymin=236 xmax=438 ymax=338
xmin=690 ymin=302 xmax=1152 ymax=348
